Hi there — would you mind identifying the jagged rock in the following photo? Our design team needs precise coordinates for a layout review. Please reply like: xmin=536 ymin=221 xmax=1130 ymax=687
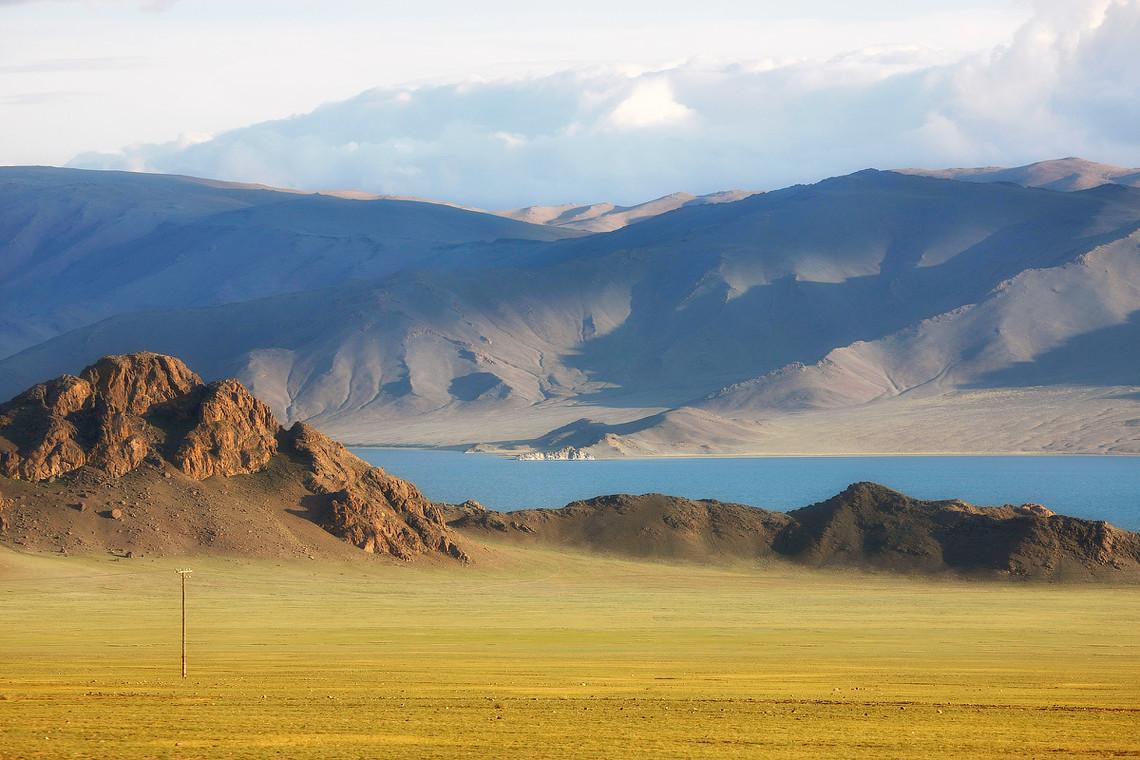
xmin=1015 ymin=503 xmax=1056 ymax=518
xmin=174 ymin=380 xmax=279 ymax=479
xmin=0 ymin=354 xmax=203 ymax=481
xmin=87 ymin=413 xmax=152 ymax=478
xmin=81 ymin=353 xmax=202 ymax=416
xmin=0 ymin=375 xmax=91 ymax=480
xmin=0 ymin=354 xmax=276 ymax=483
xmin=286 ymin=422 xmax=468 ymax=562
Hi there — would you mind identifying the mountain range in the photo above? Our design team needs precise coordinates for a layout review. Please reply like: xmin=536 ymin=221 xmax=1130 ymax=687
xmin=1 ymin=158 xmax=1138 ymax=456
xmin=2 ymin=352 xmax=1137 ymax=578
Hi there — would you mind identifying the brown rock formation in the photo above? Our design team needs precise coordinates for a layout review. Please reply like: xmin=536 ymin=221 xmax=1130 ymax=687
xmin=0 ymin=375 xmax=92 ymax=480
xmin=0 ymin=353 xmax=280 ymax=482
xmin=0 ymin=353 xmax=467 ymax=562
xmin=81 ymin=353 xmax=202 ymax=415
xmin=286 ymin=423 xmax=467 ymax=561
xmin=0 ymin=494 xmax=11 ymax=533
xmin=0 ymin=353 xmax=203 ymax=481
xmin=174 ymin=379 xmax=279 ymax=479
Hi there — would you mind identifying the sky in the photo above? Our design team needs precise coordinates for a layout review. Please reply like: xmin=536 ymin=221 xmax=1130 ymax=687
xmin=2 ymin=0 xmax=1139 ymax=207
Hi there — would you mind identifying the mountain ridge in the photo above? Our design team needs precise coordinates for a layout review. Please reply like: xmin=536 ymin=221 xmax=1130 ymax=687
xmin=443 ymin=483 xmax=1140 ymax=579
xmin=899 ymin=157 xmax=1140 ymax=191
xmin=2 ymin=164 xmax=1139 ymax=456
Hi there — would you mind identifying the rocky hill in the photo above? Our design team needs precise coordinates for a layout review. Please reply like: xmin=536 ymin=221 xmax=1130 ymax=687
xmin=0 ymin=353 xmax=467 ymax=562
xmin=444 ymin=483 xmax=1140 ymax=579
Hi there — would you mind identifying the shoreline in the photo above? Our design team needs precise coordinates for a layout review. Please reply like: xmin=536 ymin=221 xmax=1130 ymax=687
xmin=345 ymin=445 xmax=1140 ymax=460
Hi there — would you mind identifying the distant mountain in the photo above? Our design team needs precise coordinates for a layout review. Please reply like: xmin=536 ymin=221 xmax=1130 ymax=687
xmin=900 ymin=157 xmax=1140 ymax=191
xmin=444 ymin=483 xmax=1140 ymax=579
xmin=0 ymin=166 xmax=576 ymax=359
xmin=1 ymin=163 xmax=1139 ymax=456
xmin=531 ymin=214 xmax=1140 ymax=457
xmin=498 ymin=190 xmax=755 ymax=232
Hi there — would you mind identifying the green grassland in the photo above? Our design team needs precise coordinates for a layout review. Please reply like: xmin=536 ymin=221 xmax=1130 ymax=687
xmin=1 ymin=545 xmax=1138 ymax=759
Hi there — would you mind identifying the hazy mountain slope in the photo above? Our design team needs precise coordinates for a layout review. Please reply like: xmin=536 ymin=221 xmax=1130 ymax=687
xmin=701 ymin=229 xmax=1140 ymax=412
xmin=0 ymin=167 xmax=575 ymax=359
xmin=900 ymin=158 xmax=1140 ymax=191
xmin=538 ymin=174 xmax=1140 ymax=395
xmin=4 ymin=167 xmax=1140 ymax=453
xmin=498 ymin=189 xmax=755 ymax=232
xmin=0 ymin=267 xmax=639 ymax=440
xmin=545 ymin=229 xmax=1140 ymax=456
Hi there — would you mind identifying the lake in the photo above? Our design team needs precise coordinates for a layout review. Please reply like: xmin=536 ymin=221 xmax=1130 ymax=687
xmin=352 ymin=450 xmax=1140 ymax=531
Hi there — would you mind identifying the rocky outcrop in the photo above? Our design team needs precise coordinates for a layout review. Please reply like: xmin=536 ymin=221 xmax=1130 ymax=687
xmin=286 ymin=423 xmax=466 ymax=562
xmin=0 ymin=353 xmax=468 ymax=562
xmin=0 ymin=353 xmax=203 ymax=481
xmin=446 ymin=492 xmax=794 ymax=562
xmin=0 ymin=353 xmax=281 ymax=482
xmin=173 ymin=380 xmax=279 ymax=479
xmin=0 ymin=494 xmax=11 ymax=533
xmin=81 ymin=353 xmax=202 ymax=416
xmin=0 ymin=375 xmax=94 ymax=480
xmin=515 ymin=447 xmax=595 ymax=461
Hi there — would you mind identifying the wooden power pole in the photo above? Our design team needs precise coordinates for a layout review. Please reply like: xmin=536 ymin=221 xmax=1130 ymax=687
xmin=176 ymin=569 xmax=193 ymax=678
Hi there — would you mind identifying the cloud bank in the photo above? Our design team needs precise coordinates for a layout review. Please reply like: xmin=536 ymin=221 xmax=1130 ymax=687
xmin=70 ymin=0 xmax=1140 ymax=208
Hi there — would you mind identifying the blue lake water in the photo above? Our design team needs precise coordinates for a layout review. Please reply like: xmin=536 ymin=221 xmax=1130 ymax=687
xmin=352 ymin=450 xmax=1140 ymax=531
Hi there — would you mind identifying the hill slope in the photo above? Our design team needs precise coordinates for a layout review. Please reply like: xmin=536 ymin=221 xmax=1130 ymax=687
xmin=0 ymin=166 xmax=575 ymax=359
xmin=445 ymin=483 xmax=1140 ymax=579
xmin=546 ymin=226 xmax=1140 ymax=456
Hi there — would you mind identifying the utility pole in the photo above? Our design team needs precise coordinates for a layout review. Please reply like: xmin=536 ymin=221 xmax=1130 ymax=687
xmin=176 ymin=569 xmax=192 ymax=679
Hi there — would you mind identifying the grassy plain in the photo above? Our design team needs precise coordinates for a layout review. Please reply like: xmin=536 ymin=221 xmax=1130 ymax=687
xmin=1 ymin=544 xmax=1138 ymax=758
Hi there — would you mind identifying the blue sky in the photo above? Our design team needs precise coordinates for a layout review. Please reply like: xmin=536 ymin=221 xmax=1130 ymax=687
xmin=3 ymin=1 xmax=1138 ymax=206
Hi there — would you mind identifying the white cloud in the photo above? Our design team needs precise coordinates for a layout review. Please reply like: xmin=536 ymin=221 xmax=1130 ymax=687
xmin=66 ymin=1 xmax=1140 ymax=208
xmin=606 ymin=79 xmax=695 ymax=129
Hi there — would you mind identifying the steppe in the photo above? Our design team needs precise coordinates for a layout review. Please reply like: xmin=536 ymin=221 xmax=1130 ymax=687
xmin=2 ymin=544 xmax=1138 ymax=759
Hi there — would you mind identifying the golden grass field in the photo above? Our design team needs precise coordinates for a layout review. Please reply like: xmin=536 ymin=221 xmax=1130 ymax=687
xmin=1 ymin=544 xmax=1138 ymax=759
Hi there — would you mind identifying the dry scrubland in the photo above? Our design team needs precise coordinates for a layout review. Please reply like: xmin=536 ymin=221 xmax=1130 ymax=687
xmin=1 ymin=545 xmax=1139 ymax=759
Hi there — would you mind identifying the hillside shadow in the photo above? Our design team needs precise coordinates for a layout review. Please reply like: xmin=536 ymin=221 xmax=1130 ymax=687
xmin=972 ymin=311 xmax=1140 ymax=389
